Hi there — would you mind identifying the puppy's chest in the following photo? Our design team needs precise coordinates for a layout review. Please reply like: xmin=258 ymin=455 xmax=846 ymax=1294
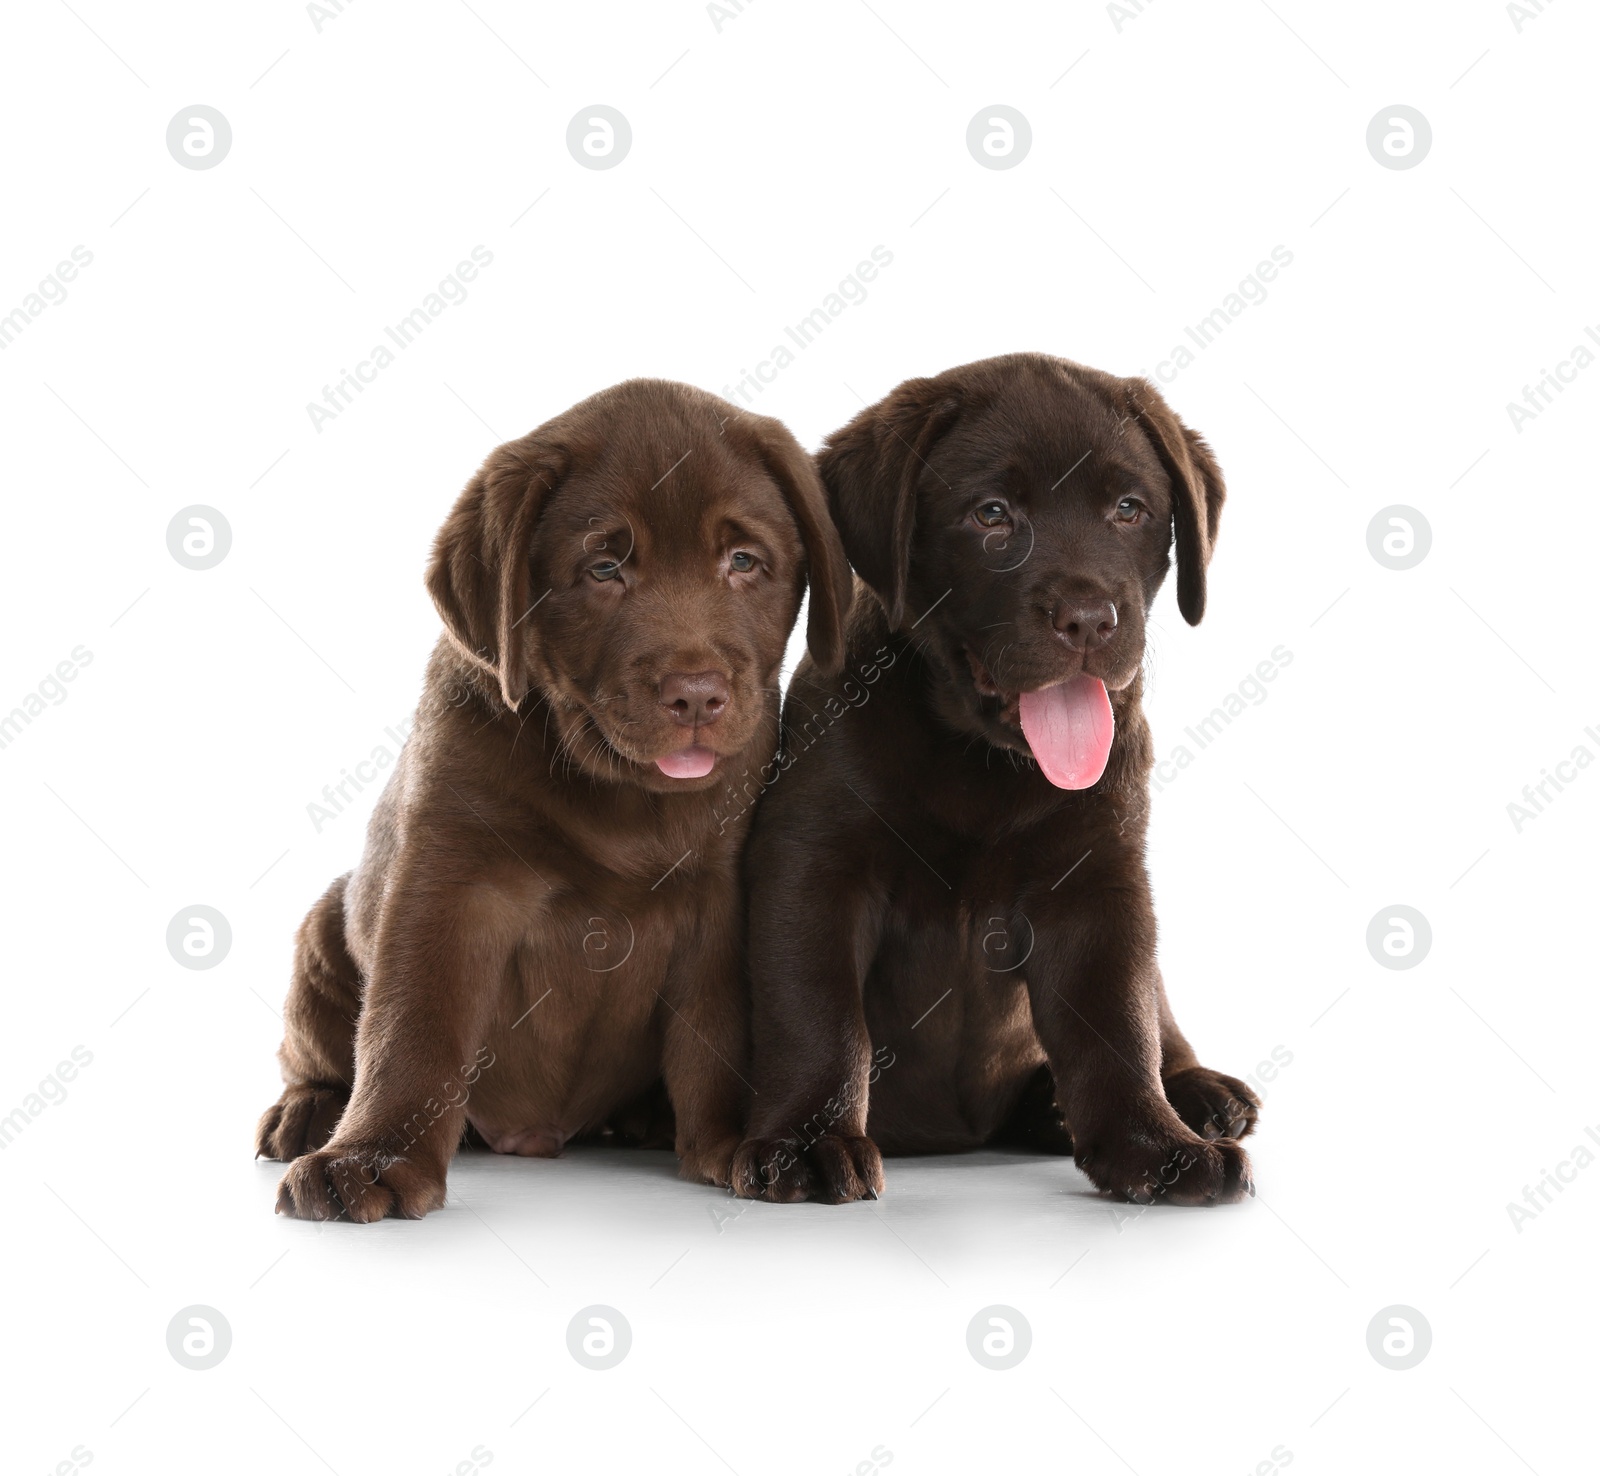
xmin=875 ymin=793 xmax=1137 ymax=954
xmin=466 ymin=883 xmax=712 ymax=1122
xmin=894 ymin=793 xmax=1090 ymax=882
xmin=501 ymin=840 xmax=730 ymax=985
xmin=461 ymin=896 xmax=670 ymax=1145
xmin=514 ymin=887 xmax=674 ymax=990
xmin=551 ymin=815 xmax=724 ymax=889
xmin=893 ymin=740 xmax=1145 ymax=861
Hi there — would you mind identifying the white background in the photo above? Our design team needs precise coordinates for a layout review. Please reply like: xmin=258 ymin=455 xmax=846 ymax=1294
xmin=3 ymin=1 xmax=1597 ymax=1472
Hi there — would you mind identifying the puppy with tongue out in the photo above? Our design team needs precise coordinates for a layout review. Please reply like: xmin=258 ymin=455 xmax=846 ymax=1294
xmin=734 ymin=354 xmax=1262 ymax=1210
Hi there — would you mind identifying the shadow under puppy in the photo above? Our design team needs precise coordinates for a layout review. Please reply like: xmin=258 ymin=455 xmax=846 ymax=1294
xmin=733 ymin=352 xmax=1260 ymax=1206
xmin=257 ymin=379 xmax=851 ymax=1220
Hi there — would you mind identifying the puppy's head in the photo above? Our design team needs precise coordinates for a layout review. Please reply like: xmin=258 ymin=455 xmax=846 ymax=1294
xmin=427 ymin=380 xmax=852 ymax=792
xmin=819 ymin=353 xmax=1224 ymax=785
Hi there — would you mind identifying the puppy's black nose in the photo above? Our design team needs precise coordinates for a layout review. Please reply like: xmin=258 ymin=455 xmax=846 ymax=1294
xmin=1053 ymin=599 xmax=1118 ymax=650
xmin=659 ymin=671 xmax=730 ymax=726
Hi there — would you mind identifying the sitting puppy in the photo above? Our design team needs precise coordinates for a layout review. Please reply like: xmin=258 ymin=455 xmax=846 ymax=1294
xmin=257 ymin=379 xmax=851 ymax=1220
xmin=732 ymin=353 xmax=1259 ymax=1206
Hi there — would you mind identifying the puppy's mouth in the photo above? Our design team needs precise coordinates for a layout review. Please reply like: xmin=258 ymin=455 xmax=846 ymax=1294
xmin=586 ymin=714 xmax=735 ymax=784
xmin=962 ymin=648 xmax=1115 ymax=790
xmin=590 ymin=723 xmax=725 ymax=781
xmin=652 ymin=743 xmax=718 ymax=780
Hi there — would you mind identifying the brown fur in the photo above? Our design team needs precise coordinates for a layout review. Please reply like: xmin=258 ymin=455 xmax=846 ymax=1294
xmin=257 ymin=379 xmax=852 ymax=1220
xmin=730 ymin=353 xmax=1260 ymax=1206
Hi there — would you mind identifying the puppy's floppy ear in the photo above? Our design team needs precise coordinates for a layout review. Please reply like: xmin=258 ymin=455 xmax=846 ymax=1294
xmin=817 ymin=378 xmax=962 ymax=630
xmin=1123 ymin=377 xmax=1225 ymax=625
xmin=426 ymin=436 xmax=566 ymax=710
xmin=730 ymin=411 xmax=854 ymax=675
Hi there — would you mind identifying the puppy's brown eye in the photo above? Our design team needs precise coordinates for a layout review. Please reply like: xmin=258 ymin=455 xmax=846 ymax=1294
xmin=729 ymin=551 xmax=757 ymax=573
xmin=973 ymin=502 xmax=1010 ymax=528
xmin=1115 ymin=497 xmax=1145 ymax=524
xmin=590 ymin=560 xmax=622 ymax=581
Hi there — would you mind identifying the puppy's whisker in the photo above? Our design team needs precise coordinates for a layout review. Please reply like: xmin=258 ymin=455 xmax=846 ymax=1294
xmin=508 ymin=705 xmax=535 ymax=760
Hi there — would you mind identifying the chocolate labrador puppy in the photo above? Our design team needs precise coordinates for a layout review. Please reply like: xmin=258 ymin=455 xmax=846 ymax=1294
xmin=257 ymin=379 xmax=851 ymax=1220
xmin=732 ymin=353 xmax=1259 ymax=1206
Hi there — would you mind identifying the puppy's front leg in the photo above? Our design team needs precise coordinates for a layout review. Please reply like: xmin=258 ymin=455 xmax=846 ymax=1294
xmin=275 ymin=880 xmax=518 ymax=1221
xmin=731 ymin=849 xmax=886 ymax=1205
xmin=1027 ymin=878 xmax=1253 ymax=1206
xmin=659 ymin=901 xmax=748 ymax=1189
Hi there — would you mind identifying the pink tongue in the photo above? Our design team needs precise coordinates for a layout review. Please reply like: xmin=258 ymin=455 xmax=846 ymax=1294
xmin=1017 ymin=676 xmax=1114 ymax=790
xmin=655 ymin=745 xmax=716 ymax=779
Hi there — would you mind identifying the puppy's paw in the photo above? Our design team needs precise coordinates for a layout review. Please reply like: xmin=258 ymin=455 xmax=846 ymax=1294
xmin=255 ymin=1084 xmax=350 ymax=1161
xmin=677 ymin=1134 xmax=741 ymax=1189
xmin=1075 ymin=1115 xmax=1253 ymax=1206
xmin=1164 ymin=1066 xmax=1260 ymax=1142
xmin=731 ymin=1133 xmax=884 ymax=1204
xmin=274 ymin=1143 xmax=446 ymax=1222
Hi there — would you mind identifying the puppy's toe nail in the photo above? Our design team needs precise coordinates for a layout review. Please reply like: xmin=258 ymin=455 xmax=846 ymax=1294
xmin=865 ymin=1185 xmax=879 ymax=1200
